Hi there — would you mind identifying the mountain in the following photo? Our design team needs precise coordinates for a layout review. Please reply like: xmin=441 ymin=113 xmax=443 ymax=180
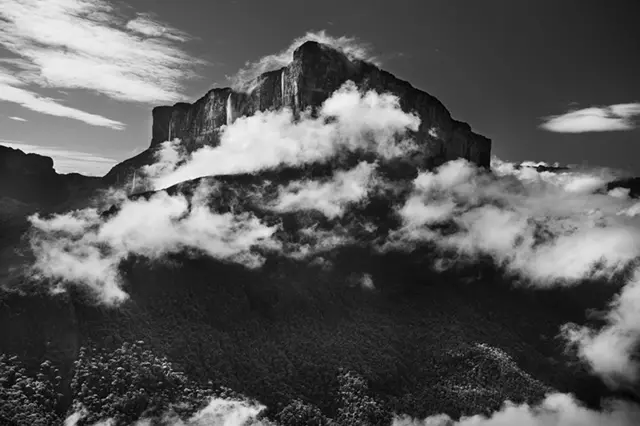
xmin=0 ymin=145 xmax=102 ymax=209
xmin=104 ymin=41 xmax=491 ymax=184
xmin=2 ymin=42 xmax=640 ymax=425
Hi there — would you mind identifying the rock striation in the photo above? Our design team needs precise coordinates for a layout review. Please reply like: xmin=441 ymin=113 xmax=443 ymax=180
xmin=105 ymin=41 xmax=491 ymax=183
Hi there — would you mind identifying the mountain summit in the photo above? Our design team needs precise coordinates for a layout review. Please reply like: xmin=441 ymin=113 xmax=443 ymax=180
xmin=105 ymin=41 xmax=491 ymax=184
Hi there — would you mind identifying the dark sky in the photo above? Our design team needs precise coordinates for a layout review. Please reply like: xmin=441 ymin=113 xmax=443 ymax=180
xmin=0 ymin=0 xmax=639 ymax=174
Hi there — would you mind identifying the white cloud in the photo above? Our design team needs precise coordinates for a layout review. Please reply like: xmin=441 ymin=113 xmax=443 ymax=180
xmin=229 ymin=30 xmax=379 ymax=91
xmin=0 ymin=0 xmax=205 ymax=125
xmin=384 ymin=158 xmax=640 ymax=385
xmin=563 ymin=268 xmax=640 ymax=388
xmin=0 ymin=141 xmax=117 ymax=175
xmin=0 ymin=67 xmax=125 ymax=129
xmin=125 ymin=13 xmax=192 ymax=42
xmin=7 ymin=116 xmax=27 ymax=122
xmin=393 ymin=392 xmax=640 ymax=426
xmin=28 ymin=181 xmax=280 ymax=304
xmin=149 ymin=81 xmax=420 ymax=190
xmin=64 ymin=397 xmax=267 ymax=426
xmin=540 ymin=103 xmax=640 ymax=133
xmin=270 ymin=162 xmax=378 ymax=218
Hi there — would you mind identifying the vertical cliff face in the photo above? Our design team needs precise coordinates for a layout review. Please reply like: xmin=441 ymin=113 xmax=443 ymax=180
xmin=151 ymin=41 xmax=490 ymax=169
xmin=106 ymin=41 xmax=490 ymax=183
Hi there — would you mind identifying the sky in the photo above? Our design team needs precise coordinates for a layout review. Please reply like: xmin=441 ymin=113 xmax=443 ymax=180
xmin=0 ymin=0 xmax=639 ymax=176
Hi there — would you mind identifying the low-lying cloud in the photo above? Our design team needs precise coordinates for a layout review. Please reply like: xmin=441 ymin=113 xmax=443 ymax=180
xmin=64 ymin=397 xmax=266 ymax=426
xmin=540 ymin=103 xmax=640 ymax=133
xmin=29 ymin=181 xmax=280 ymax=304
xmin=270 ymin=161 xmax=378 ymax=218
xmin=394 ymin=392 xmax=640 ymax=426
xmin=386 ymin=158 xmax=640 ymax=387
xmin=148 ymin=81 xmax=420 ymax=190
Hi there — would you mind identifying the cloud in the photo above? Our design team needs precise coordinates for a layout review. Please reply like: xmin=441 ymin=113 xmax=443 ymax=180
xmin=0 ymin=0 xmax=205 ymax=125
xmin=7 ymin=116 xmax=27 ymax=122
xmin=393 ymin=392 xmax=640 ymax=426
xmin=125 ymin=13 xmax=192 ymax=42
xmin=383 ymin=158 xmax=640 ymax=385
xmin=0 ymin=141 xmax=117 ymax=175
xmin=270 ymin=161 xmax=378 ymax=218
xmin=0 ymin=67 xmax=125 ymax=129
xmin=64 ymin=397 xmax=266 ymax=426
xmin=149 ymin=81 xmax=420 ymax=190
xmin=28 ymin=181 xmax=280 ymax=304
xmin=540 ymin=103 xmax=640 ymax=133
xmin=228 ymin=30 xmax=380 ymax=91
xmin=563 ymin=268 xmax=640 ymax=388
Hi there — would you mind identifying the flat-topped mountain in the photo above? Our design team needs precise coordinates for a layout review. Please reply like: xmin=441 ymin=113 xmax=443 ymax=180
xmin=104 ymin=41 xmax=491 ymax=184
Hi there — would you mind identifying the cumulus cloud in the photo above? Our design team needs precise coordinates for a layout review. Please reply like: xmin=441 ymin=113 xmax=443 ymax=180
xmin=270 ymin=161 xmax=378 ymax=218
xmin=393 ymin=393 xmax=640 ymax=426
xmin=64 ymin=397 xmax=266 ymax=426
xmin=0 ymin=0 xmax=204 ymax=126
xmin=383 ymin=158 xmax=640 ymax=385
xmin=150 ymin=81 xmax=420 ymax=190
xmin=0 ymin=140 xmax=116 ymax=175
xmin=228 ymin=30 xmax=379 ymax=91
xmin=28 ymin=181 xmax=280 ymax=304
xmin=540 ymin=103 xmax=640 ymax=133
xmin=563 ymin=268 xmax=640 ymax=387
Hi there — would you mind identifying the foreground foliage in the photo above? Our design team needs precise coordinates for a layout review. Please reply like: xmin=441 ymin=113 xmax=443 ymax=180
xmin=0 ymin=342 xmax=403 ymax=425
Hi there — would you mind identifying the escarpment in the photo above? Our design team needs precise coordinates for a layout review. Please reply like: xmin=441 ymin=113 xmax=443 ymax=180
xmin=105 ymin=40 xmax=491 ymax=183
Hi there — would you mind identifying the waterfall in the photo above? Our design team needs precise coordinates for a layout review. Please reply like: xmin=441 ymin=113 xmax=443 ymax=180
xmin=281 ymin=69 xmax=286 ymax=106
xmin=226 ymin=92 xmax=233 ymax=126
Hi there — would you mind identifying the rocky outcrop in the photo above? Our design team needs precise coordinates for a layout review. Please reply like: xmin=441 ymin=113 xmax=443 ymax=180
xmin=0 ymin=145 xmax=101 ymax=207
xmin=105 ymin=41 xmax=491 ymax=183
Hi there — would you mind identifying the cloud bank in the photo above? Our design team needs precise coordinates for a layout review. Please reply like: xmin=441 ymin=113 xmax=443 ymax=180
xmin=0 ymin=0 xmax=204 ymax=127
xmin=394 ymin=392 xmax=640 ymax=426
xmin=228 ymin=30 xmax=379 ymax=92
xmin=29 ymin=181 xmax=280 ymax=304
xmin=386 ymin=158 xmax=640 ymax=387
xmin=64 ymin=397 xmax=267 ymax=426
xmin=541 ymin=103 xmax=640 ymax=133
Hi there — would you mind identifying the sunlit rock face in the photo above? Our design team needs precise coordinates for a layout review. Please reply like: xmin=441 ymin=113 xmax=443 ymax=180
xmin=150 ymin=41 xmax=491 ymax=168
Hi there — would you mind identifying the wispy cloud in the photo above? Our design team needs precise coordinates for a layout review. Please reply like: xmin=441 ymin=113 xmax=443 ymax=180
xmin=125 ymin=13 xmax=192 ymax=42
xmin=0 ymin=68 xmax=125 ymax=129
xmin=0 ymin=0 xmax=205 ymax=126
xmin=7 ymin=115 xmax=27 ymax=122
xmin=228 ymin=30 xmax=380 ymax=91
xmin=540 ymin=103 xmax=640 ymax=133
xmin=0 ymin=140 xmax=117 ymax=175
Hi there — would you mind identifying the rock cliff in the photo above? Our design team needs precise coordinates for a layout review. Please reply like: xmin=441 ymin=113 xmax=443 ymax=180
xmin=0 ymin=145 xmax=101 ymax=208
xmin=105 ymin=40 xmax=491 ymax=183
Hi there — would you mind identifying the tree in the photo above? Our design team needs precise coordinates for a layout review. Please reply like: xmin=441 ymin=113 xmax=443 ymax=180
xmin=69 ymin=341 xmax=215 ymax=425
xmin=0 ymin=355 xmax=61 ymax=425
xmin=335 ymin=369 xmax=391 ymax=426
